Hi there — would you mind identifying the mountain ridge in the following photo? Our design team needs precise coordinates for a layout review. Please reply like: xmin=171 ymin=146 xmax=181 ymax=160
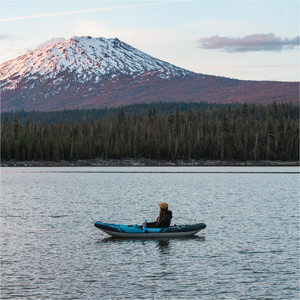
xmin=1 ymin=36 xmax=298 ymax=112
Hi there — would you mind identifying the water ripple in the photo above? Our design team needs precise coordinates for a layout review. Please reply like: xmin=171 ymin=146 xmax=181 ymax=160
xmin=1 ymin=167 xmax=299 ymax=299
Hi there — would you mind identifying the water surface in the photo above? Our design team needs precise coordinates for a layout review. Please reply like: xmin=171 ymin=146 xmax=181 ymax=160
xmin=1 ymin=167 xmax=299 ymax=299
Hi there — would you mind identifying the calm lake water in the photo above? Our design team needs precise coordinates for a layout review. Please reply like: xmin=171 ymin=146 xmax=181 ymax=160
xmin=1 ymin=167 xmax=299 ymax=299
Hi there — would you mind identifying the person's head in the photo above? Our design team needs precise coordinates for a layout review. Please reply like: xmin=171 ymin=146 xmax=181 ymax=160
xmin=158 ymin=202 xmax=168 ymax=210
xmin=157 ymin=202 xmax=168 ymax=222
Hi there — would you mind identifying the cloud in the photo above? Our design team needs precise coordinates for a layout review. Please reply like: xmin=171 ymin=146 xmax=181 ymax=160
xmin=73 ymin=20 xmax=115 ymax=38
xmin=37 ymin=37 xmax=65 ymax=49
xmin=0 ymin=1 xmax=177 ymax=23
xmin=198 ymin=33 xmax=300 ymax=52
xmin=0 ymin=34 xmax=19 ymax=40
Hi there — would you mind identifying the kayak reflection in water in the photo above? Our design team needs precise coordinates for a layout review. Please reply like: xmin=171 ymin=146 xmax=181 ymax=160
xmin=142 ymin=202 xmax=173 ymax=228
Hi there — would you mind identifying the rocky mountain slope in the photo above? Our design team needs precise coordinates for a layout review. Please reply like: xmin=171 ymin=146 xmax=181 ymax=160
xmin=1 ymin=36 xmax=298 ymax=112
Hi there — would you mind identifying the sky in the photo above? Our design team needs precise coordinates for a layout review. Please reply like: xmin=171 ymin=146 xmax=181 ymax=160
xmin=0 ymin=0 xmax=299 ymax=81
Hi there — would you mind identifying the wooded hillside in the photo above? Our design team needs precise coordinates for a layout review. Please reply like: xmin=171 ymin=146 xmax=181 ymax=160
xmin=1 ymin=102 xmax=299 ymax=162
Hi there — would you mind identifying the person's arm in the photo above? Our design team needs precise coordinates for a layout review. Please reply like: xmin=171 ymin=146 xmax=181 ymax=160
xmin=144 ymin=217 xmax=159 ymax=227
xmin=155 ymin=215 xmax=171 ymax=228
xmin=145 ymin=221 xmax=158 ymax=228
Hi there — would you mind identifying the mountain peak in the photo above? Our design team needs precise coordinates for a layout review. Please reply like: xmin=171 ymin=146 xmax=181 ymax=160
xmin=0 ymin=35 xmax=193 ymax=87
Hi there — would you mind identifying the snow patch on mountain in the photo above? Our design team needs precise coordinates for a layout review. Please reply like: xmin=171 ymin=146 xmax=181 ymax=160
xmin=0 ymin=36 xmax=195 ymax=90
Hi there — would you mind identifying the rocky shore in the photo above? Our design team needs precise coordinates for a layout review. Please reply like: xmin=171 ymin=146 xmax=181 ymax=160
xmin=1 ymin=158 xmax=299 ymax=167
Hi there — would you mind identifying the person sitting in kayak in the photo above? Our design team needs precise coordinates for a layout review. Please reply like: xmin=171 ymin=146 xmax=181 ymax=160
xmin=143 ymin=202 xmax=173 ymax=228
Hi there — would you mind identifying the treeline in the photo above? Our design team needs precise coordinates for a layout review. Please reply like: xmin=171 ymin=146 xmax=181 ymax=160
xmin=1 ymin=102 xmax=299 ymax=162
xmin=1 ymin=102 xmax=243 ymax=125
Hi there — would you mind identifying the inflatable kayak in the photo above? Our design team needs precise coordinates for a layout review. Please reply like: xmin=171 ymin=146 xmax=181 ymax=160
xmin=94 ymin=221 xmax=206 ymax=238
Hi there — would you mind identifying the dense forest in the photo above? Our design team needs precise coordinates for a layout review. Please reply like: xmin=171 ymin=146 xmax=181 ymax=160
xmin=1 ymin=102 xmax=240 ymax=125
xmin=1 ymin=102 xmax=299 ymax=162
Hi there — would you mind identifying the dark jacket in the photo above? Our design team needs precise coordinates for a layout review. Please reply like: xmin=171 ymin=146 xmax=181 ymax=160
xmin=146 ymin=210 xmax=173 ymax=228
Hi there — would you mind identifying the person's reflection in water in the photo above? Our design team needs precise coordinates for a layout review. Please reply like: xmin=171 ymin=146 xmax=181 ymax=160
xmin=157 ymin=239 xmax=170 ymax=254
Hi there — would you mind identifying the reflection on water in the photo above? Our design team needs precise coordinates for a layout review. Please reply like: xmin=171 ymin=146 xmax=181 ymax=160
xmin=99 ymin=235 xmax=205 ymax=244
xmin=158 ymin=239 xmax=170 ymax=253
xmin=97 ymin=236 xmax=205 ymax=257
xmin=2 ymin=166 xmax=299 ymax=174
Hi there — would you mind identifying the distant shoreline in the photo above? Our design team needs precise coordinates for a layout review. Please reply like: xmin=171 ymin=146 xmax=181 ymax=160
xmin=1 ymin=159 xmax=299 ymax=167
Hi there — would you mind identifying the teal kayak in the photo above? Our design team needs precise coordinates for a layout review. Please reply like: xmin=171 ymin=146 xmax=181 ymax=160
xmin=94 ymin=222 xmax=206 ymax=238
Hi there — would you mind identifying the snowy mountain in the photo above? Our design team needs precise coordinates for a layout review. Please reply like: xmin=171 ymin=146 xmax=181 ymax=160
xmin=1 ymin=36 xmax=193 ymax=86
xmin=0 ymin=36 xmax=298 ymax=112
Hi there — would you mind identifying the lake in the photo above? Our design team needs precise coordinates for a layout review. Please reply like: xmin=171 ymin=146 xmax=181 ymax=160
xmin=1 ymin=167 xmax=299 ymax=299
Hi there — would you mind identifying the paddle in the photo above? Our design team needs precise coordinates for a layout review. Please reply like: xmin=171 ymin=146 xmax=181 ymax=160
xmin=143 ymin=219 xmax=147 ymax=232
